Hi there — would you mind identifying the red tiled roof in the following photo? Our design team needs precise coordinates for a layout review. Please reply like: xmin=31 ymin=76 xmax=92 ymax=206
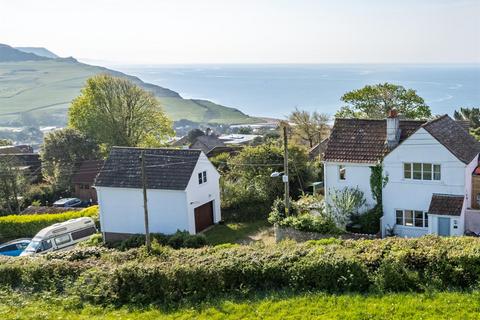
xmin=428 ymin=194 xmax=464 ymax=216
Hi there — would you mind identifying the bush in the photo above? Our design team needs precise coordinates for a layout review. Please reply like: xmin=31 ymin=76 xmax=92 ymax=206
xmin=0 ymin=206 xmax=98 ymax=241
xmin=2 ymin=236 xmax=480 ymax=304
xmin=277 ymin=214 xmax=343 ymax=234
xmin=21 ymin=183 xmax=67 ymax=208
xmin=116 ymin=231 xmax=207 ymax=250
xmin=348 ymin=205 xmax=382 ymax=234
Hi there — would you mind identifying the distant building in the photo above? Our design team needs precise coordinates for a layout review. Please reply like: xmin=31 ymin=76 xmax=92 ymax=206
xmin=72 ymin=159 xmax=104 ymax=203
xmin=308 ymin=138 xmax=329 ymax=161
xmin=94 ymin=147 xmax=221 ymax=242
xmin=0 ymin=153 xmax=42 ymax=182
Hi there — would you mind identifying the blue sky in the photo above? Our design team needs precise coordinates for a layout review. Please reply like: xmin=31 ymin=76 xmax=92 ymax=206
xmin=1 ymin=0 xmax=479 ymax=64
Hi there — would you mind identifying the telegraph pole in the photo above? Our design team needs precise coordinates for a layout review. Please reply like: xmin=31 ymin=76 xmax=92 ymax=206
xmin=282 ymin=123 xmax=290 ymax=215
xmin=140 ymin=150 xmax=151 ymax=252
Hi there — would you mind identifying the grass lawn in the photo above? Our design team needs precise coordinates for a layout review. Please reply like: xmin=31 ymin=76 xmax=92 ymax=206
xmin=203 ymin=220 xmax=273 ymax=245
xmin=2 ymin=291 xmax=480 ymax=319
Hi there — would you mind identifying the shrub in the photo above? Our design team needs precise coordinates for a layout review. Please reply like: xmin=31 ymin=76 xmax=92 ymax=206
xmin=0 ymin=206 xmax=98 ymax=241
xmin=1 ymin=236 xmax=480 ymax=304
xmin=116 ymin=231 xmax=207 ymax=250
xmin=349 ymin=204 xmax=382 ymax=234
xmin=276 ymin=214 xmax=343 ymax=234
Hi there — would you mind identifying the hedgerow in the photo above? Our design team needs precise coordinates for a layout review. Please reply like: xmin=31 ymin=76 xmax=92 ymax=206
xmin=0 ymin=206 xmax=98 ymax=241
xmin=1 ymin=236 xmax=480 ymax=305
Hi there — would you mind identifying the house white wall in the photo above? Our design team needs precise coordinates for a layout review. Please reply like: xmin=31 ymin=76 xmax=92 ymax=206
xmin=96 ymin=186 xmax=189 ymax=235
xmin=324 ymin=161 xmax=376 ymax=211
xmin=185 ymin=153 xmax=222 ymax=233
xmin=382 ymin=128 xmax=468 ymax=237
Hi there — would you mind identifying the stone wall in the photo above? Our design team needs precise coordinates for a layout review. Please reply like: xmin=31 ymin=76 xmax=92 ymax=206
xmin=274 ymin=225 xmax=378 ymax=243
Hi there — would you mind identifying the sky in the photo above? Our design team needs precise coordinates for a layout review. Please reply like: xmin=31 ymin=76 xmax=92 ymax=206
xmin=1 ymin=0 xmax=479 ymax=64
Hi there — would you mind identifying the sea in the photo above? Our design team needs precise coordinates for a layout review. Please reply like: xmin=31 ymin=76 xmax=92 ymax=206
xmin=112 ymin=64 xmax=480 ymax=119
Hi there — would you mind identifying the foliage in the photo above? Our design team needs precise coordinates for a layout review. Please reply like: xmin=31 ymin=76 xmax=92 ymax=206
xmin=0 ymin=206 xmax=98 ymax=241
xmin=68 ymin=74 xmax=174 ymax=151
xmin=2 ymin=236 xmax=480 ymax=305
xmin=186 ymin=128 xmax=205 ymax=143
xmin=116 ymin=231 xmax=207 ymax=250
xmin=349 ymin=205 xmax=383 ymax=234
xmin=0 ymin=139 xmax=12 ymax=146
xmin=288 ymin=108 xmax=330 ymax=147
xmin=0 ymin=155 xmax=27 ymax=215
xmin=40 ymin=128 xmax=100 ymax=191
xmin=327 ymin=187 xmax=366 ymax=227
xmin=454 ymin=107 xmax=480 ymax=129
xmin=269 ymin=195 xmax=341 ymax=234
xmin=336 ymin=83 xmax=431 ymax=119
xmin=21 ymin=183 xmax=65 ymax=207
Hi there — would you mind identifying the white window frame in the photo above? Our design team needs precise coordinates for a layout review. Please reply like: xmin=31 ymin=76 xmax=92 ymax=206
xmin=198 ymin=170 xmax=207 ymax=185
xmin=395 ymin=209 xmax=428 ymax=228
xmin=403 ymin=162 xmax=441 ymax=181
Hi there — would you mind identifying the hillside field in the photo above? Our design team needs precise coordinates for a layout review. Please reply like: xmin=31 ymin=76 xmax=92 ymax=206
xmin=0 ymin=60 xmax=258 ymax=126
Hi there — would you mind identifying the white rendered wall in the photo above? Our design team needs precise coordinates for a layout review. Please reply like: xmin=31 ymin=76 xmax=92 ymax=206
xmin=185 ymin=152 xmax=222 ymax=233
xmin=96 ymin=186 xmax=189 ymax=235
xmin=382 ymin=128 xmax=467 ymax=237
xmin=324 ymin=161 xmax=376 ymax=212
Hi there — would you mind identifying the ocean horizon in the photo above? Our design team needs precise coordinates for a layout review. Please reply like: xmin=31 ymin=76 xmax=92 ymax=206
xmin=111 ymin=64 xmax=480 ymax=119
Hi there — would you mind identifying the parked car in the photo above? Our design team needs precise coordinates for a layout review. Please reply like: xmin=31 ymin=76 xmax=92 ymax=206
xmin=0 ymin=238 xmax=31 ymax=256
xmin=53 ymin=198 xmax=84 ymax=208
xmin=20 ymin=217 xmax=97 ymax=256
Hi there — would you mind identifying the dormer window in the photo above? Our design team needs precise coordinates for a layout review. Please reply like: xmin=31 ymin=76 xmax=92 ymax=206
xmin=198 ymin=171 xmax=207 ymax=184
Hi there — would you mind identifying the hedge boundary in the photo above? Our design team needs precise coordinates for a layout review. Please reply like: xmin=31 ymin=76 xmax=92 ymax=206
xmin=0 ymin=206 xmax=98 ymax=241
xmin=1 ymin=236 xmax=480 ymax=305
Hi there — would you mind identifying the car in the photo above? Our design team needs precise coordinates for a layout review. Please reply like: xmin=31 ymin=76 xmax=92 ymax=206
xmin=0 ymin=238 xmax=31 ymax=257
xmin=53 ymin=198 xmax=83 ymax=208
xmin=20 ymin=217 xmax=97 ymax=256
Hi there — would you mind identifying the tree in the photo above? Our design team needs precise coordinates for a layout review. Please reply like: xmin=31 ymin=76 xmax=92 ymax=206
xmin=336 ymin=83 xmax=431 ymax=119
xmin=288 ymin=108 xmax=330 ymax=148
xmin=326 ymin=187 xmax=366 ymax=228
xmin=186 ymin=129 xmax=205 ymax=143
xmin=0 ymin=139 xmax=12 ymax=146
xmin=41 ymin=128 xmax=100 ymax=191
xmin=69 ymin=74 xmax=174 ymax=150
xmin=0 ymin=155 xmax=26 ymax=214
xmin=454 ymin=107 xmax=480 ymax=129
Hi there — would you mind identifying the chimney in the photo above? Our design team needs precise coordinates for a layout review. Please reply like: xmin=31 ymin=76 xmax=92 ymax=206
xmin=386 ymin=109 xmax=400 ymax=148
xmin=205 ymin=128 xmax=212 ymax=136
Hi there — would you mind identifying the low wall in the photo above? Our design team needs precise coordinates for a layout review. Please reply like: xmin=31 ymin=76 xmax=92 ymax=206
xmin=274 ymin=225 xmax=378 ymax=243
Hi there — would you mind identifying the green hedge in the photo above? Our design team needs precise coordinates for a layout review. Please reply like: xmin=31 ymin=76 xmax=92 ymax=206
xmin=1 ymin=236 xmax=480 ymax=304
xmin=0 ymin=206 xmax=98 ymax=241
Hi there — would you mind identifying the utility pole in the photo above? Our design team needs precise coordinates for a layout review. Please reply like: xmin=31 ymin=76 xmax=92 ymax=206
xmin=140 ymin=150 xmax=151 ymax=252
xmin=282 ymin=123 xmax=290 ymax=215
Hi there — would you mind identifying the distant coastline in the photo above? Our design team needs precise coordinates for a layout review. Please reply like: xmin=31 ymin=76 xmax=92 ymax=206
xmin=112 ymin=64 xmax=480 ymax=118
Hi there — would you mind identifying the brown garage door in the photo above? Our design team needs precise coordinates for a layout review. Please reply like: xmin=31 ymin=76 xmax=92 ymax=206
xmin=194 ymin=201 xmax=214 ymax=233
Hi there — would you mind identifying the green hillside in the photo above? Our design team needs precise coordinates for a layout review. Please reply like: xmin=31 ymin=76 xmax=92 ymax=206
xmin=0 ymin=46 xmax=258 ymax=127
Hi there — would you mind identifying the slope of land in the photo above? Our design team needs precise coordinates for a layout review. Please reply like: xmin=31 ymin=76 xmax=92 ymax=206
xmin=0 ymin=44 xmax=258 ymax=127
xmin=15 ymin=47 xmax=59 ymax=59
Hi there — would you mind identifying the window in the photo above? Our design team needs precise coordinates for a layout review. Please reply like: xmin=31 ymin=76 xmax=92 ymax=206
xmin=403 ymin=163 xmax=411 ymax=179
xmin=71 ymin=226 xmax=96 ymax=241
xmin=198 ymin=171 xmax=207 ymax=184
xmin=403 ymin=163 xmax=441 ymax=181
xmin=339 ymin=165 xmax=346 ymax=180
xmin=395 ymin=209 xmax=428 ymax=228
xmin=41 ymin=240 xmax=52 ymax=251
xmin=54 ymin=234 xmax=71 ymax=246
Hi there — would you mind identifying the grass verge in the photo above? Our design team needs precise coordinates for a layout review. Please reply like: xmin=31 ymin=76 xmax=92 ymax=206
xmin=1 ymin=291 xmax=480 ymax=320
xmin=203 ymin=220 xmax=271 ymax=245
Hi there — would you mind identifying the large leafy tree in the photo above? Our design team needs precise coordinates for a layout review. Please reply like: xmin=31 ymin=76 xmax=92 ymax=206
xmin=69 ymin=74 xmax=174 ymax=150
xmin=454 ymin=107 xmax=480 ymax=140
xmin=454 ymin=107 xmax=480 ymax=129
xmin=336 ymin=83 xmax=431 ymax=119
xmin=0 ymin=155 xmax=26 ymax=215
xmin=288 ymin=108 xmax=330 ymax=148
xmin=41 ymin=128 xmax=100 ymax=190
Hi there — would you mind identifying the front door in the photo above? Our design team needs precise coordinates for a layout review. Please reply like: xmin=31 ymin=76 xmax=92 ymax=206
xmin=438 ymin=217 xmax=451 ymax=236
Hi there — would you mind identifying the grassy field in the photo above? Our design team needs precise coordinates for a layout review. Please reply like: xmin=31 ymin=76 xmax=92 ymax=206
xmin=2 ymin=291 xmax=480 ymax=319
xmin=204 ymin=220 xmax=272 ymax=245
xmin=0 ymin=60 xmax=258 ymax=126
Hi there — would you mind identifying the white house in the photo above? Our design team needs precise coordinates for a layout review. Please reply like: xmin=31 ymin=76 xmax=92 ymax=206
xmin=94 ymin=147 xmax=221 ymax=242
xmin=323 ymin=111 xmax=480 ymax=238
